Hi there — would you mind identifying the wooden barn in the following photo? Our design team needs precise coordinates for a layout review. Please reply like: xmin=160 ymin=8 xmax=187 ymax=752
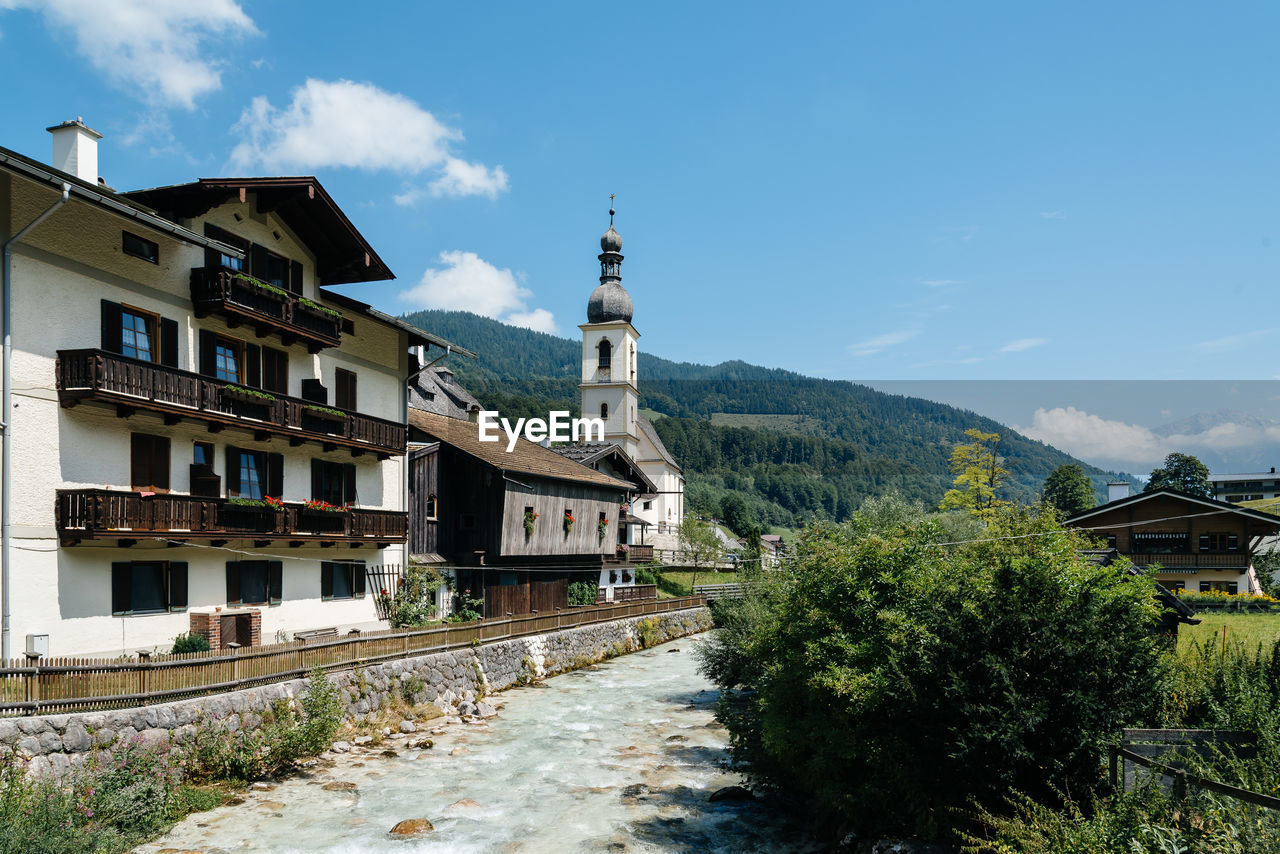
xmin=407 ymin=409 xmax=634 ymax=617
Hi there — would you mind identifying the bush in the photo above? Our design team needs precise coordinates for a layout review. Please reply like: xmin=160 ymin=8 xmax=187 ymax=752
xmin=386 ymin=565 xmax=441 ymax=627
xmin=170 ymin=632 xmax=211 ymax=655
xmin=568 ymin=580 xmax=599 ymax=606
xmin=699 ymin=507 xmax=1167 ymax=842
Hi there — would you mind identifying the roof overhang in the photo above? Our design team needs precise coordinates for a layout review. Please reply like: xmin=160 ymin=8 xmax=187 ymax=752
xmin=124 ymin=177 xmax=392 ymax=285
xmin=1064 ymin=488 xmax=1280 ymax=530
xmin=319 ymin=290 xmax=476 ymax=358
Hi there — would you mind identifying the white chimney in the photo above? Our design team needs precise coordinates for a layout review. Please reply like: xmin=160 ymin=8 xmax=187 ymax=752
xmin=1107 ymin=482 xmax=1130 ymax=503
xmin=46 ymin=118 xmax=102 ymax=183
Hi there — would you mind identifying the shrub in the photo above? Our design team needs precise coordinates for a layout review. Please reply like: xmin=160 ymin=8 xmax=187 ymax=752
xmin=170 ymin=632 xmax=211 ymax=655
xmin=388 ymin=565 xmax=441 ymax=627
xmin=568 ymin=580 xmax=598 ymax=606
xmin=635 ymin=617 xmax=663 ymax=648
xmin=699 ymin=507 xmax=1166 ymax=842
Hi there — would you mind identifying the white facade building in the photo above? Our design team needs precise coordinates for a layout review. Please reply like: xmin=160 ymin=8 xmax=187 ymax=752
xmin=577 ymin=207 xmax=684 ymax=540
xmin=0 ymin=123 xmax=451 ymax=656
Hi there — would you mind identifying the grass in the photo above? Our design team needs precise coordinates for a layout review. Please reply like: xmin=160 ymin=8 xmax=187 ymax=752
xmin=1179 ymin=611 xmax=1280 ymax=652
xmin=655 ymin=569 xmax=743 ymax=597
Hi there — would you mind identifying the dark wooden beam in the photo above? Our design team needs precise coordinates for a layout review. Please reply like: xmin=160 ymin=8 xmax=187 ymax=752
xmin=115 ymin=405 xmax=136 ymax=419
xmin=348 ymin=543 xmax=363 ymax=548
xmin=254 ymin=325 xmax=269 ymax=339
xmin=166 ymin=540 xmax=186 ymax=548
xmin=211 ymin=539 xmax=228 ymax=547
xmin=321 ymin=541 xmax=335 ymax=548
xmin=60 ymin=537 xmax=81 ymax=547
xmin=254 ymin=540 xmax=271 ymax=548
xmin=164 ymin=414 xmax=182 ymax=426
xmin=289 ymin=437 xmax=305 ymax=447
xmin=376 ymin=542 xmax=390 ymax=549
xmin=350 ymin=449 xmax=364 ymax=458
xmin=322 ymin=443 xmax=336 ymax=453
xmin=289 ymin=540 xmax=304 ymax=548
xmin=117 ymin=539 xmax=137 ymax=548
xmin=254 ymin=431 xmax=270 ymax=442
xmin=208 ymin=423 xmax=225 ymax=434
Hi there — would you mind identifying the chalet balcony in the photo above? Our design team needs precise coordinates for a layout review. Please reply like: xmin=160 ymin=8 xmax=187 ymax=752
xmin=56 ymin=489 xmax=406 ymax=547
xmin=190 ymin=266 xmax=342 ymax=352
xmin=1127 ymin=553 xmax=1250 ymax=570
xmin=56 ymin=349 xmax=405 ymax=458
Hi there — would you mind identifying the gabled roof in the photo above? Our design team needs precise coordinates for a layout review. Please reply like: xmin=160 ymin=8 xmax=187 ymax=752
xmin=408 ymin=366 xmax=483 ymax=419
xmin=549 ymin=442 xmax=658 ymax=495
xmin=0 ymin=145 xmax=242 ymax=258
xmin=408 ymin=409 xmax=632 ymax=492
xmin=124 ymin=177 xmax=393 ymax=285
xmin=637 ymin=416 xmax=682 ymax=472
xmin=1064 ymin=487 xmax=1280 ymax=529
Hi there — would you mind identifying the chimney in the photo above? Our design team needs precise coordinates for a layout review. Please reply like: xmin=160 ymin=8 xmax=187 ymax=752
xmin=1107 ymin=482 xmax=1130 ymax=503
xmin=467 ymin=404 xmax=480 ymax=423
xmin=46 ymin=118 xmax=102 ymax=183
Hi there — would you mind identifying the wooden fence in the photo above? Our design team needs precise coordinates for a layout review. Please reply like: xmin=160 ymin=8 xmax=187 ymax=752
xmin=0 ymin=596 xmax=707 ymax=717
xmin=693 ymin=582 xmax=752 ymax=601
xmin=1111 ymin=728 xmax=1280 ymax=811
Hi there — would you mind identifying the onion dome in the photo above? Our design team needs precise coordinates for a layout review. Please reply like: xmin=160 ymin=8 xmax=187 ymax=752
xmin=601 ymin=224 xmax=622 ymax=253
xmin=587 ymin=281 xmax=633 ymax=323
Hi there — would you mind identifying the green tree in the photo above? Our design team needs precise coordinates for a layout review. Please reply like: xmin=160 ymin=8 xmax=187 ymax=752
xmin=1041 ymin=463 xmax=1096 ymax=517
xmin=719 ymin=492 xmax=754 ymax=537
xmin=1144 ymin=452 xmax=1212 ymax=497
xmin=938 ymin=429 xmax=1008 ymax=519
xmin=677 ymin=517 xmax=723 ymax=593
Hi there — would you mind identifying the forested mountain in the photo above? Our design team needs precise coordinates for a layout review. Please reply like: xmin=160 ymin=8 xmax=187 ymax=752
xmin=405 ymin=310 xmax=1136 ymax=529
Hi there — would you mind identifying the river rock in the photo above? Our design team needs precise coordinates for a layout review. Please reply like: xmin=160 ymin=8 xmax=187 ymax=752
xmin=708 ymin=785 xmax=754 ymax=802
xmin=389 ymin=818 xmax=434 ymax=837
xmin=475 ymin=701 xmax=497 ymax=718
xmin=410 ymin=738 xmax=434 ymax=750
xmin=445 ymin=798 xmax=481 ymax=812
xmin=399 ymin=720 xmax=417 ymax=733
xmin=330 ymin=741 xmax=351 ymax=753
xmin=620 ymin=783 xmax=652 ymax=805
xmin=322 ymin=781 xmax=358 ymax=791
xmin=354 ymin=735 xmax=374 ymax=745
xmin=667 ymin=648 xmax=680 ymax=653
xmin=449 ymin=746 xmax=468 ymax=756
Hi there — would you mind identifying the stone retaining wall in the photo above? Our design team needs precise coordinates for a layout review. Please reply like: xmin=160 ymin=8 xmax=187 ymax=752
xmin=0 ymin=607 xmax=712 ymax=776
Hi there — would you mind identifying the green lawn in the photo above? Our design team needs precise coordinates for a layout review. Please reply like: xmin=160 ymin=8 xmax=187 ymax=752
xmin=1179 ymin=611 xmax=1280 ymax=651
xmin=655 ymin=569 xmax=743 ymax=598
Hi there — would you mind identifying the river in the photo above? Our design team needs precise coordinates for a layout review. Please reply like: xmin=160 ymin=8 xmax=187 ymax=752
xmin=137 ymin=634 xmax=819 ymax=853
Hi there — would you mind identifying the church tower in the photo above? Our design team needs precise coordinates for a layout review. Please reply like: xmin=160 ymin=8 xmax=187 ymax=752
xmin=579 ymin=202 xmax=640 ymax=458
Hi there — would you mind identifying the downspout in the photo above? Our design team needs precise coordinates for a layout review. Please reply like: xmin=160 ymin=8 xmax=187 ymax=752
xmin=2 ymin=182 xmax=70 ymax=659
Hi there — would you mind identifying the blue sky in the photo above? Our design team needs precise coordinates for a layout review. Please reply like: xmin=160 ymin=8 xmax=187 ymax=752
xmin=2 ymin=1 xmax=1279 ymax=392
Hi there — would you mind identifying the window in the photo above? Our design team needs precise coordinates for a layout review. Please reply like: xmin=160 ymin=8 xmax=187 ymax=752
xmin=321 ymin=561 xmax=366 ymax=600
xmin=426 ymin=494 xmax=438 ymax=520
xmin=600 ymin=402 xmax=608 ymax=420
xmin=215 ymin=338 xmax=242 ymax=382
xmin=111 ymin=561 xmax=187 ymax=615
xmin=204 ymin=224 xmax=246 ymax=271
xmin=311 ymin=459 xmax=356 ymax=506
xmin=1200 ymin=581 xmax=1239 ymax=595
xmin=130 ymin=433 xmax=170 ymax=492
xmin=643 ymin=500 xmax=652 ymax=510
xmin=191 ymin=441 xmax=220 ymax=498
xmin=1199 ymin=533 xmax=1239 ymax=552
xmin=120 ymin=306 xmax=157 ymax=361
xmin=226 ymin=560 xmax=282 ymax=606
xmin=1164 ymin=581 xmax=1185 ymax=592
xmin=335 ymin=368 xmax=357 ymax=411
xmin=225 ymin=447 xmax=283 ymax=499
xmin=597 ymin=339 xmax=612 ymax=369
xmin=261 ymin=347 xmax=288 ymax=395
xmin=122 ymin=231 xmax=158 ymax=264
xmin=250 ymin=244 xmax=302 ymax=294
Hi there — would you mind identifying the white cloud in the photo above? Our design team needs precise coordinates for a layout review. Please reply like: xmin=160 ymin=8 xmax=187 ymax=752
xmin=230 ymin=79 xmax=508 ymax=201
xmin=1016 ymin=407 xmax=1168 ymax=468
xmin=400 ymin=251 xmax=556 ymax=333
xmin=0 ymin=0 xmax=256 ymax=108
xmin=1000 ymin=337 xmax=1048 ymax=353
xmin=850 ymin=330 xmax=917 ymax=357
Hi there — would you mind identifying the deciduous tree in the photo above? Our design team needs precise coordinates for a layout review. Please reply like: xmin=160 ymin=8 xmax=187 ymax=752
xmin=1042 ymin=463 xmax=1096 ymax=517
xmin=938 ymin=429 xmax=1008 ymax=519
xmin=1144 ymin=452 xmax=1212 ymax=497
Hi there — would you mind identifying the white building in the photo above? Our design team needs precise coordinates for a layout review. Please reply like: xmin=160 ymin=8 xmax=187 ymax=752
xmin=0 ymin=121 xmax=455 ymax=657
xmin=1208 ymin=468 xmax=1280 ymax=504
xmin=577 ymin=205 xmax=684 ymax=542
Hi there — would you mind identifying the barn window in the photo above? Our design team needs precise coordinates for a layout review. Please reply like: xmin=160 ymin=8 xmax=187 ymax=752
xmin=426 ymin=494 xmax=438 ymax=520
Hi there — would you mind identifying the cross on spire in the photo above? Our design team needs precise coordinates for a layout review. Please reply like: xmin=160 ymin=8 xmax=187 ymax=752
xmin=609 ymin=193 xmax=615 ymax=225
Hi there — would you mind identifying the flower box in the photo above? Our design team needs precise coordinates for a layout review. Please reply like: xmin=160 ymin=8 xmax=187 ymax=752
xmin=220 ymin=384 xmax=276 ymax=406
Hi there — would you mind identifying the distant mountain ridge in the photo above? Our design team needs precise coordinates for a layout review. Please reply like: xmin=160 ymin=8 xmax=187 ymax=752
xmin=404 ymin=309 xmax=1136 ymax=528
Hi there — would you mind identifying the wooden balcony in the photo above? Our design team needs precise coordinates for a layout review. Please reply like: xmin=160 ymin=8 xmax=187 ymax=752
xmin=57 ymin=349 xmax=405 ymax=458
xmin=1127 ymin=553 xmax=1250 ymax=570
xmin=56 ymin=489 xmax=406 ymax=547
xmin=190 ymin=266 xmax=341 ymax=352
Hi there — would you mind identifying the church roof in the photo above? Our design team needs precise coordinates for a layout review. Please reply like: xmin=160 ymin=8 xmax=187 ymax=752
xmin=408 ymin=409 xmax=633 ymax=492
xmin=408 ymin=366 xmax=482 ymax=420
xmin=549 ymin=441 xmax=658 ymax=494
xmin=552 ymin=442 xmax=616 ymax=464
xmin=637 ymin=417 xmax=682 ymax=472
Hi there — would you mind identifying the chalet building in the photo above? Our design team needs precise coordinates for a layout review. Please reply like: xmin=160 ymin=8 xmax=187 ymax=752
xmin=569 ymin=205 xmax=684 ymax=547
xmin=550 ymin=440 xmax=658 ymax=564
xmin=0 ymin=121 xmax=463 ymax=656
xmin=406 ymin=409 xmax=635 ymax=616
xmin=1208 ymin=467 xmax=1280 ymax=504
xmin=1063 ymin=488 xmax=1280 ymax=595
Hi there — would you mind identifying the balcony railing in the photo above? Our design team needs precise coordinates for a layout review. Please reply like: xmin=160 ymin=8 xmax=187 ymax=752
xmin=56 ymin=489 xmax=406 ymax=546
xmin=1127 ymin=553 xmax=1251 ymax=570
xmin=191 ymin=267 xmax=341 ymax=351
xmin=57 ymin=349 xmax=405 ymax=457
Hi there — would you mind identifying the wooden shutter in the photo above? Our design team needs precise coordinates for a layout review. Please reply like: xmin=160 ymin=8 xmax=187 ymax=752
xmin=290 ymin=260 xmax=304 ymax=295
xmin=335 ymin=369 xmax=357 ymax=411
xmin=226 ymin=561 xmax=241 ymax=606
xmin=160 ymin=317 xmax=179 ymax=367
xmin=262 ymin=347 xmax=288 ymax=395
xmin=353 ymin=561 xmax=366 ymax=598
xmin=311 ymin=459 xmax=324 ymax=501
xmin=250 ymin=243 xmax=268 ymax=279
xmin=268 ymin=561 xmax=283 ymax=605
xmin=153 ymin=436 xmax=170 ymax=491
xmin=267 ymin=453 xmax=283 ymax=498
xmin=320 ymin=562 xmax=334 ymax=600
xmin=301 ymin=379 xmax=327 ymax=404
xmin=101 ymin=300 xmax=123 ymax=353
xmin=198 ymin=329 xmax=217 ymax=377
xmin=244 ymin=343 xmax=261 ymax=389
xmin=225 ymin=446 xmax=241 ymax=496
xmin=343 ymin=463 xmax=357 ymax=506
xmin=111 ymin=561 xmax=132 ymax=615
xmin=130 ymin=434 xmax=148 ymax=490
xmin=168 ymin=562 xmax=188 ymax=611
xmin=1228 ymin=533 xmax=1239 ymax=551
xmin=1198 ymin=534 xmax=1210 ymax=551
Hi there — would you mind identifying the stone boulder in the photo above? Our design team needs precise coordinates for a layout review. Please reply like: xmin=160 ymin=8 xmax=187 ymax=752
xmin=708 ymin=785 xmax=754 ymax=803
xmin=389 ymin=818 xmax=434 ymax=837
